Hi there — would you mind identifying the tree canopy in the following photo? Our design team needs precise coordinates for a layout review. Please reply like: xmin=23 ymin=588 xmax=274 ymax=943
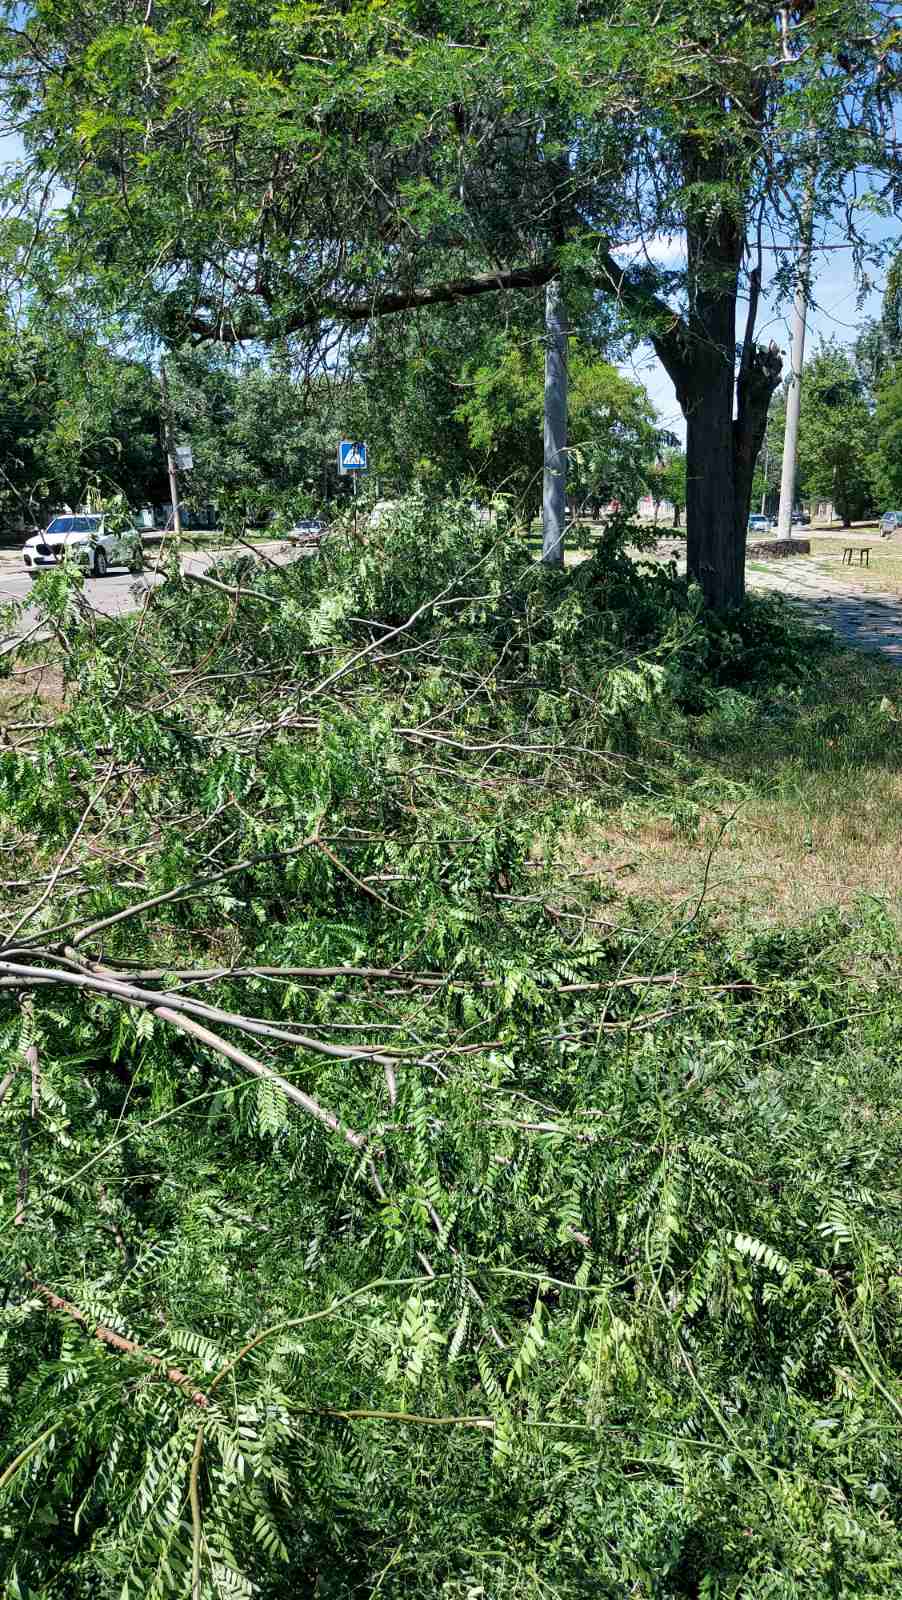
xmin=0 ymin=315 xmax=168 ymax=521
xmin=1 ymin=0 xmax=899 ymax=601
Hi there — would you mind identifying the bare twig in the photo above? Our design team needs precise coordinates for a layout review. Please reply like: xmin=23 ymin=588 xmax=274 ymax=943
xmin=27 ymin=1281 xmax=209 ymax=1407
xmin=14 ymin=1000 xmax=38 ymax=1227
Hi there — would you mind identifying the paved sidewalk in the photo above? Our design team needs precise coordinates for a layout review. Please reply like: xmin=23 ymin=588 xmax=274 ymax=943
xmin=746 ymin=557 xmax=902 ymax=664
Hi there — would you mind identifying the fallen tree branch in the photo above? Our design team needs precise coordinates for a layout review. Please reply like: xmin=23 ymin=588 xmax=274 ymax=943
xmin=14 ymin=1000 xmax=38 ymax=1227
xmin=6 ymin=835 xmax=318 ymax=951
xmin=0 ymin=959 xmax=370 ymax=1154
xmin=182 ymin=569 xmax=279 ymax=604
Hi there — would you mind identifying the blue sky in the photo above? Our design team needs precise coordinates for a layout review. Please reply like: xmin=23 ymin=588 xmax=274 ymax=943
xmin=616 ymin=210 xmax=898 ymax=441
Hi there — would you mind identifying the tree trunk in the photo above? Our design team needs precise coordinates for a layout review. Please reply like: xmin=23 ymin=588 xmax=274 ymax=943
xmin=651 ymin=270 xmax=781 ymax=607
xmin=654 ymin=190 xmax=749 ymax=608
xmin=734 ymin=338 xmax=784 ymax=545
xmin=684 ymin=359 xmax=742 ymax=607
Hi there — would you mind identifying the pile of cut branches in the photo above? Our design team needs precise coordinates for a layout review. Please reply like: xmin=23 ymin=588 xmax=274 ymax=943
xmin=1 ymin=506 xmax=899 ymax=1599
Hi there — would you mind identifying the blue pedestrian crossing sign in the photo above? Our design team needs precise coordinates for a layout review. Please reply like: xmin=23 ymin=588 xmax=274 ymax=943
xmin=338 ymin=440 xmax=368 ymax=474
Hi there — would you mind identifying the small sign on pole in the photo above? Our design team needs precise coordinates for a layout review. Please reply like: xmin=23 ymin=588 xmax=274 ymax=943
xmin=174 ymin=443 xmax=194 ymax=471
xmin=338 ymin=440 xmax=367 ymax=474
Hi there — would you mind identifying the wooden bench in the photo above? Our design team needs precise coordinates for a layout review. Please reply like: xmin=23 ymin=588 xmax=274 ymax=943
xmin=842 ymin=546 xmax=870 ymax=567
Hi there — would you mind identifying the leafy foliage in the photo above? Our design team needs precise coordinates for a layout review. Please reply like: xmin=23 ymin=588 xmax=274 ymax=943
xmin=1 ymin=0 xmax=899 ymax=601
xmin=796 ymin=343 xmax=877 ymax=524
xmin=0 ymin=506 xmax=899 ymax=1596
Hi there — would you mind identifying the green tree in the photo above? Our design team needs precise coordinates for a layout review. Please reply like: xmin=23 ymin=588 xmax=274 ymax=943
xmin=881 ymin=251 xmax=902 ymax=366
xmin=872 ymin=362 xmax=902 ymax=509
xmin=165 ymin=347 xmax=339 ymax=524
xmin=852 ymin=251 xmax=902 ymax=399
xmin=0 ymin=316 xmax=168 ymax=520
xmin=797 ymin=344 xmax=876 ymax=527
xmin=2 ymin=0 xmax=898 ymax=604
xmin=454 ymin=336 xmax=655 ymax=517
xmin=646 ymin=447 xmax=687 ymax=527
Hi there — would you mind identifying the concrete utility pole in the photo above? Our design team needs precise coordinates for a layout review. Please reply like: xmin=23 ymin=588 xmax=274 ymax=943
xmin=776 ymin=190 xmax=815 ymax=540
xmin=159 ymin=356 xmax=183 ymax=537
xmin=542 ymin=277 xmax=568 ymax=565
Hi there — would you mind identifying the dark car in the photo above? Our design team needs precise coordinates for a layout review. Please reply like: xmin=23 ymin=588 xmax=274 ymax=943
xmin=791 ymin=509 xmax=810 ymax=526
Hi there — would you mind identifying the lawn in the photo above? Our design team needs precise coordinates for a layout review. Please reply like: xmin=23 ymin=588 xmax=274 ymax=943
xmin=570 ymin=643 xmax=902 ymax=925
xmin=805 ymin=535 xmax=902 ymax=593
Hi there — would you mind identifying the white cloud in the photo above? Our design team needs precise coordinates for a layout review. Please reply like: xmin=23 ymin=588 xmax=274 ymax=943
xmin=612 ymin=234 xmax=687 ymax=269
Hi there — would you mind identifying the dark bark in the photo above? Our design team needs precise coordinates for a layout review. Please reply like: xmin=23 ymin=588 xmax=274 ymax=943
xmin=733 ymin=339 xmax=783 ymax=542
xmin=653 ymin=197 xmax=748 ymax=608
xmin=683 ymin=362 xmax=743 ymax=607
xmin=187 ymin=261 xmax=559 ymax=343
xmin=642 ymin=162 xmax=782 ymax=606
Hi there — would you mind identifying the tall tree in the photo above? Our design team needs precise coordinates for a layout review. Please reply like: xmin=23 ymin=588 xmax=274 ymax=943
xmin=797 ymin=343 xmax=876 ymax=526
xmin=853 ymin=250 xmax=902 ymax=397
xmin=0 ymin=314 xmax=168 ymax=517
xmin=0 ymin=0 xmax=897 ymax=603
xmin=872 ymin=361 xmax=902 ymax=509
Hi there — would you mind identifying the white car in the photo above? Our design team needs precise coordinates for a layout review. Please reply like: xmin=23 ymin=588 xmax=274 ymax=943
xmin=23 ymin=514 xmax=144 ymax=579
xmin=286 ymin=517 xmax=325 ymax=543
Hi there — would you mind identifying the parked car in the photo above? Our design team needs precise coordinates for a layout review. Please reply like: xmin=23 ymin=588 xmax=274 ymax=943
xmin=791 ymin=509 xmax=810 ymax=526
xmin=22 ymin=513 xmax=143 ymax=578
xmin=880 ymin=510 xmax=902 ymax=537
xmin=286 ymin=517 xmax=324 ymax=542
xmin=747 ymin=513 xmax=772 ymax=535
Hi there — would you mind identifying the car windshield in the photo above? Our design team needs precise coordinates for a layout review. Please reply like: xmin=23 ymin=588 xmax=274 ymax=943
xmin=46 ymin=515 xmax=101 ymax=535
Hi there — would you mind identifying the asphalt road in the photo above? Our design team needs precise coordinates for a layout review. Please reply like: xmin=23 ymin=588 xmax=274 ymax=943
xmin=0 ymin=541 xmax=304 ymax=642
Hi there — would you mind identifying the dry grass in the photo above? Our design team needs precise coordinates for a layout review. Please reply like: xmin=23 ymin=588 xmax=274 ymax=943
xmin=804 ymin=537 xmax=902 ymax=595
xmin=0 ymin=650 xmax=67 ymax=740
xmin=572 ymin=797 xmax=902 ymax=925
xmin=568 ymin=648 xmax=902 ymax=926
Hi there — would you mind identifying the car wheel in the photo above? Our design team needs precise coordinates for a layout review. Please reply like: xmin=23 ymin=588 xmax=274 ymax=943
xmin=92 ymin=547 xmax=108 ymax=578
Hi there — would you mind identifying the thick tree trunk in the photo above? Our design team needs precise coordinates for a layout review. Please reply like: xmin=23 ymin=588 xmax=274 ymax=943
xmin=684 ymin=360 xmax=743 ymax=608
xmin=734 ymin=335 xmax=784 ymax=543
xmin=655 ymin=182 xmax=749 ymax=609
xmin=651 ymin=226 xmax=781 ymax=608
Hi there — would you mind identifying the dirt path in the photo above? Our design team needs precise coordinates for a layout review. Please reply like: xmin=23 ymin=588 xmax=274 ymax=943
xmin=641 ymin=533 xmax=902 ymax=663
